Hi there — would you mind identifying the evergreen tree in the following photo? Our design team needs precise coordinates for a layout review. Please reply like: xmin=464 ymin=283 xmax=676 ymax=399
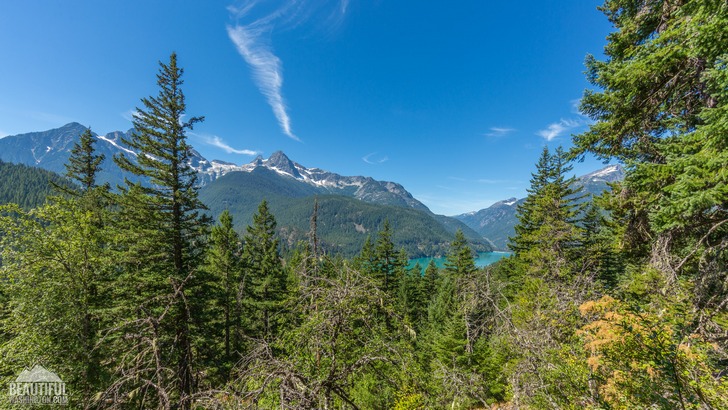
xmin=309 ymin=197 xmax=320 ymax=258
xmin=430 ymin=231 xmax=475 ymax=337
xmin=241 ymin=200 xmax=287 ymax=341
xmin=64 ymin=127 xmax=105 ymax=193
xmin=205 ymin=210 xmax=243 ymax=376
xmin=578 ymin=201 xmax=622 ymax=288
xmin=572 ymin=0 xmax=725 ymax=164
xmin=373 ymin=219 xmax=404 ymax=294
xmin=571 ymin=0 xmax=727 ymax=270
xmin=422 ymin=259 xmax=439 ymax=299
xmin=509 ymin=146 xmax=553 ymax=254
xmin=59 ymin=126 xmax=111 ymax=226
xmin=510 ymin=146 xmax=584 ymax=280
xmin=112 ymin=52 xmax=209 ymax=409
xmin=425 ymin=230 xmax=494 ymax=407
xmin=353 ymin=234 xmax=376 ymax=276
xmin=398 ymin=254 xmax=425 ymax=329
xmin=567 ymin=2 xmax=728 ymax=406
xmin=444 ymin=229 xmax=476 ymax=278
xmin=496 ymin=147 xmax=591 ymax=406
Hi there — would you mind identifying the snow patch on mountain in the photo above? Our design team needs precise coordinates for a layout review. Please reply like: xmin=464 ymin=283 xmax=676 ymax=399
xmin=97 ymin=134 xmax=137 ymax=156
xmin=228 ymin=151 xmax=429 ymax=211
xmin=579 ymin=164 xmax=624 ymax=182
xmin=0 ymin=123 xmax=431 ymax=212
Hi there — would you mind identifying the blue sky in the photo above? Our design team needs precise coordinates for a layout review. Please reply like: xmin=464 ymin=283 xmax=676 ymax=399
xmin=0 ymin=1 xmax=613 ymax=215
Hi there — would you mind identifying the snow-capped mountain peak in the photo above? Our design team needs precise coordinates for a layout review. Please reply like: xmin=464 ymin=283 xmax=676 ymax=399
xmin=579 ymin=164 xmax=624 ymax=183
xmin=0 ymin=123 xmax=431 ymax=212
xmin=500 ymin=197 xmax=518 ymax=206
xmin=232 ymin=151 xmax=430 ymax=211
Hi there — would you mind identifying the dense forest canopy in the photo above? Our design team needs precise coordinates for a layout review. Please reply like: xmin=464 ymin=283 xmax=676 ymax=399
xmin=0 ymin=1 xmax=726 ymax=408
xmin=0 ymin=160 xmax=75 ymax=209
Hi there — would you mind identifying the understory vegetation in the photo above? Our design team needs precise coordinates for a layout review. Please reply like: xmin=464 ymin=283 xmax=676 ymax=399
xmin=1 ymin=1 xmax=726 ymax=408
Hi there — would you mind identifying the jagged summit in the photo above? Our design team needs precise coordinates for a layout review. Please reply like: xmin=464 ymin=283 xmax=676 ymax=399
xmin=0 ymin=124 xmax=431 ymax=213
xmin=237 ymin=151 xmax=431 ymax=212
xmin=246 ymin=151 xmax=303 ymax=179
xmin=494 ymin=197 xmax=518 ymax=207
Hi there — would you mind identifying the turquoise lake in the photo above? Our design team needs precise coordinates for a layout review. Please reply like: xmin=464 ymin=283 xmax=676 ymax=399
xmin=408 ymin=251 xmax=512 ymax=272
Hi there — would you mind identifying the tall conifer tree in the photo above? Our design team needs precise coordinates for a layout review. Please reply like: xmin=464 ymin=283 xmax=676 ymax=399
xmin=444 ymin=229 xmax=476 ymax=278
xmin=374 ymin=219 xmax=404 ymax=294
xmin=113 ymin=52 xmax=209 ymax=409
xmin=59 ymin=126 xmax=111 ymax=223
xmin=65 ymin=127 xmax=105 ymax=193
xmin=242 ymin=200 xmax=286 ymax=341
xmin=205 ymin=210 xmax=243 ymax=375
xmin=510 ymin=146 xmax=583 ymax=279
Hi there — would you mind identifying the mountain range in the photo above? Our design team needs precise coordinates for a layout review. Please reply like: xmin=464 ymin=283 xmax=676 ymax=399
xmin=0 ymin=123 xmax=432 ymax=210
xmin=0 ymin=123 xmax=489 ymax=257
xmin=0 ymin=122 xmax=623 ymax=256
xmin=453 ymin=164 xmax=624 ymax=250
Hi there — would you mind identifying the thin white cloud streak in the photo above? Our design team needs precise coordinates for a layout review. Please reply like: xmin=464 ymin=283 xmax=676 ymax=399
xmin=570 ymin=98 xmax=582 ymax=114
xmin=227 ymin=24 xmax=298 ymax=142
xmin=537 ymin=118 xmax=583 ymax=141
xmin=362 ymin=152 xmax=388 ymax=164
xmin=0 ymin=130 xmax=7 ymax=139
xmin=484 ymin=127 xmax=515 ymax=138
xmin=121 ymin=109 xmax=142 ymax=123
xmin=226 ymin=0 xmax=350 ymax=142
xmin=195 ymin=133 xmax=259 ymax=155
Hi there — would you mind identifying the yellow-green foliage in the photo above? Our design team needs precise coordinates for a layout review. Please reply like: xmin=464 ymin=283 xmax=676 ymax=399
xmin=579 ymin=295 xmax=728 ymax=409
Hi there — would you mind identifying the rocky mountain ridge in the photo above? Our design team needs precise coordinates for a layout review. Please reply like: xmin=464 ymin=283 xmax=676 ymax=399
xmin=0 ymin=123 xmax=429 ymax=212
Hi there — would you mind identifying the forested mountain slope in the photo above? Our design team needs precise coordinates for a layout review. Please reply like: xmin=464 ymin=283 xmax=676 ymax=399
xmin=0 ymin=160 xmax=73 ymax=208
xmin=199 ymin=167 xmax=490 ymax=257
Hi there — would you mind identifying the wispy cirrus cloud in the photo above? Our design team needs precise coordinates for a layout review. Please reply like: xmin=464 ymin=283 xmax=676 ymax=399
xmin=227 ymin=0 xmax=350 ymax=142
xmin=570 ymin=98 xmax=582 ymax=114
xmin=193 ymin=133 xmax=259 ymax=155
xmin=362 ymin=152 xmax=389 ymax=164
xmin=121 ymin=109 xmax=141 ymax=123
xmin=227 ymin=24 xmax=298 ymax=141
xmin=537 ymin=118 xmax=583 ymax=141
xmin=484 ymin=127 xmax=515 ymax=138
